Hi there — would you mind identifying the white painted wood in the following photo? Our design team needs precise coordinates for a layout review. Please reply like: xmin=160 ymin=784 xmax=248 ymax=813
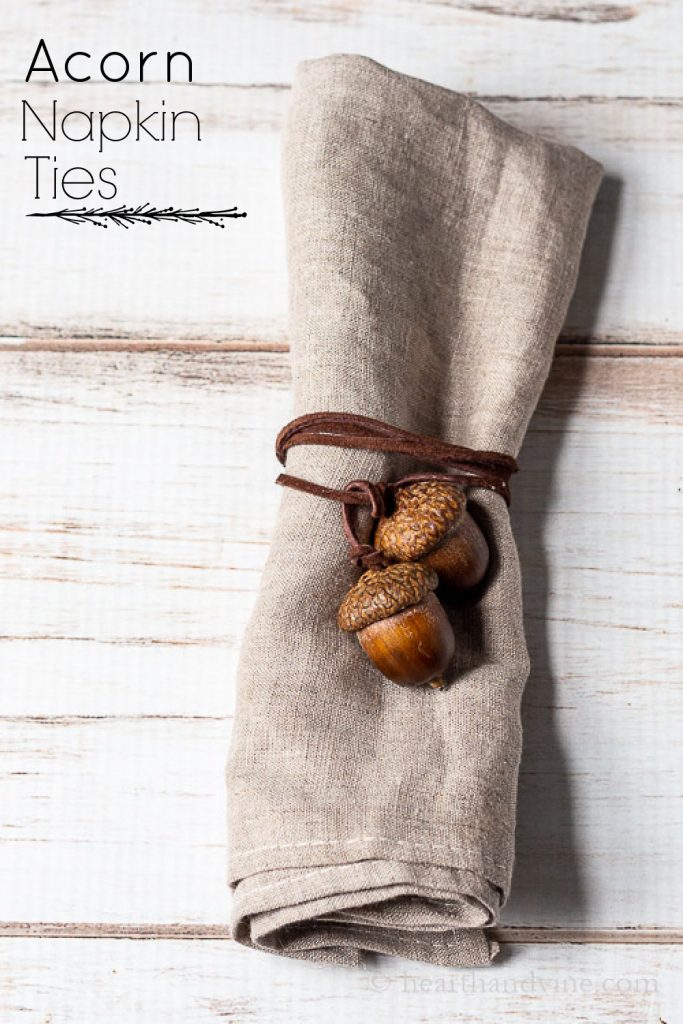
xmin=1 ymin=938 xmax=681 ymax=1024
xmin=1 ymin=0 xmax=680 ymax=1013
xmin=0 ymin=704 xmax=681 ymax=927
xmin=1 ymin=82 xmax=287 ymax=344
xmin=0 ymin=719 xmax=228 ymax=924
xmin=4 ymin=0 xmax=683 ymax=97
xmin=0 ymin=350 xmax=679 ymax=926
xmin=0 ymin=350 xmax=679 ymax=709
xmin=1 ymin=85 xmax=682 ymax=343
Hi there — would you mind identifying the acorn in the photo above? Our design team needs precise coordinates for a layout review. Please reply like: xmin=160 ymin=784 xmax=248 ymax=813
xmin=337 ymin=562 xmax=455 ymax=687
xmin=373 ymin=480 xmax=489 ymax=593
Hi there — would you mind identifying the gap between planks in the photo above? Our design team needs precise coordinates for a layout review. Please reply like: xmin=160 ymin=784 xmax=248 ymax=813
xmin=0 ymin=338 xmax=680 ymax=358
xmin=3 ymin=80 xmax=682 ymax=102
xmin=0 ymin=924 xmax=680 ymax=943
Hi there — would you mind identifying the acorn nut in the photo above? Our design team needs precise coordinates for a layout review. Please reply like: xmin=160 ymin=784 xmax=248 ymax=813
xmin=373 ymin=480 xmax=489 ymax=593
xmin=337 ymin=562 xmax=455 ymax=687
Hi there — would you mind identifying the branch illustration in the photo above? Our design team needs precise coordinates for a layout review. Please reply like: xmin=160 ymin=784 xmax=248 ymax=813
xmin=27 ymin=203 xmax=247 ymax=229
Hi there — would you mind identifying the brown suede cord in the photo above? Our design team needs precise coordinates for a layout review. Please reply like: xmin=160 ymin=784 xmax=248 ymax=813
xmin=275 ymin=413 xmax=518 ymax=569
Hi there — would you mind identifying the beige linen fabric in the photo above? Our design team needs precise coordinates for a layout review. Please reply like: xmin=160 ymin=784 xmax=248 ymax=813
xmin=227 ymin=54 xmax=602 ymax=966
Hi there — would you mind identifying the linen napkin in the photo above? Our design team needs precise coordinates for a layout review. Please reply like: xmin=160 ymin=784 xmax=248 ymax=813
xmin=227 ymin=54 xmax=602 ymax=966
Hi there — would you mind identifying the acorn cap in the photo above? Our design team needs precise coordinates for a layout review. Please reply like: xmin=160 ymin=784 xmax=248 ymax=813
xmin=337 ymin=562 xmax=438 ymax=633
xmin=374 ymin=480 xmax=467 ymax=562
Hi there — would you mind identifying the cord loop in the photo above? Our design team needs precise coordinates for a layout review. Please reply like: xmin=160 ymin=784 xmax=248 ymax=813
xmin=275 ymin=412 xmax=518 ymax=568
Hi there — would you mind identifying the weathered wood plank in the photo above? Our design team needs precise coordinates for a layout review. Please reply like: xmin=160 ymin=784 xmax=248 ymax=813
xmin=0 ymin=709 xmax=681 ymax=927
xmin=0 ymin=349 xmax=679 ymax=708
xmin=2 ymin=0 xmax=680 ymax=1007
xmin=4 ymin=0 xmax=682 ymax=95
xmin=2 ymin=922 xmax=682 ymax=942
xmin=0 ymin=340 xmax=679 ymax=355
xmin=0 ymin=349 xmax=680 ymax=927
xmin=2 ymin=83 xmax=682 ymax=344
xmin=0 ymin=938 xmax=680 ymax=1023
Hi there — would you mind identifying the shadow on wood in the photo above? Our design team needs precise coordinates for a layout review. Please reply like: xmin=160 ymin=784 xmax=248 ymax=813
xmin=505 ymin=174 xmax=622 ymax=926
xmin=564 ymin=175 xmax=625 ymax=341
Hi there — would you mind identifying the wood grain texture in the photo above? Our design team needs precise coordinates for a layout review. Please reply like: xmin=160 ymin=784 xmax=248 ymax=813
xmin=1 ymin=938 xmax=681 ymax=1023
xmin=2 ymin=83 xmax=682 ymax=345
xmin=4 ymin=0 xmax=682 ymax=95
xmin=0 ymin=340 xmax=680 ymax=355
xmin=1 ymin=0 xmax=681 ymax=1013
xmin=0 ymin=713 xmax=681 ymax=927
xmin=2 ymin=922 xmax=682 ymax=942
xmin=0 ymin=349 xmax=679 ymax=928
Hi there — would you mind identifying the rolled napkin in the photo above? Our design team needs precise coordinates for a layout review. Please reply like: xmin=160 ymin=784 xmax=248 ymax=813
xmin=227 ymin=54 xmax=602 ymax=966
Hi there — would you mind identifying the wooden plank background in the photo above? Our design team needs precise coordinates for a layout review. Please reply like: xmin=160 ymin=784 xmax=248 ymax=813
xmin=2 ymin=940 xmax=681 ymax=1023
xmin=2 ymin=85 xmax=682 ymax=345
xmin=0 ymin=1 xmax=681 ymax=1021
